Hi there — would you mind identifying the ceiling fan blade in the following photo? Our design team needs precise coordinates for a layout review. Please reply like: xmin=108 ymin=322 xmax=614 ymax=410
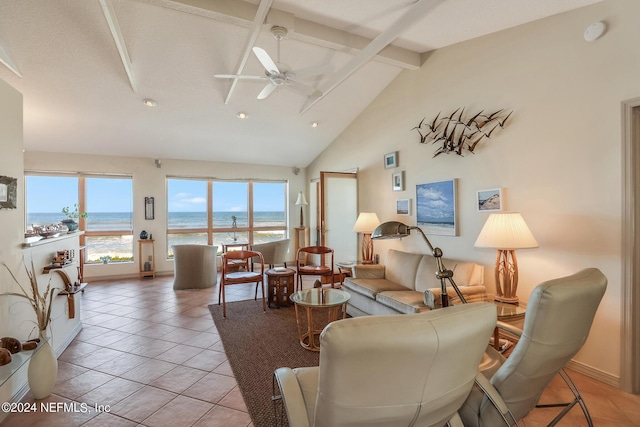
xmin=252 ymin=47 xmax=279 ymax=74
xmin=293 ymin=63 xmax=333 ymax=80
xmin=257 ymin=82 xmax=277 ymax=100
xmin=214 ymin=74 xmax=267 ymax=80
xmin=287 ymin=80 xmax=322 ymax=98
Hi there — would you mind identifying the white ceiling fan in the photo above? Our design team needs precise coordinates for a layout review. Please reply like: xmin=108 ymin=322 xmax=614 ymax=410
xmin=215 ymin=26 xmax=329 ymax=100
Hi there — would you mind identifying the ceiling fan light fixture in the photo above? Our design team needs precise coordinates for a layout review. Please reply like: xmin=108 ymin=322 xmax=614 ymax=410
xmin=143 ymin=98 xmax=157 ymax=107
xmin=236 ymin=112 xmax=248 ymax=119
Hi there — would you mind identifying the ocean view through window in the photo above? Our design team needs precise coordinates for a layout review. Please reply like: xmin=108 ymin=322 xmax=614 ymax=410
xmin=26 ymin=174 xmax=133 ymax=263
xmin=167 ymin=178 xmax=287 ymax=257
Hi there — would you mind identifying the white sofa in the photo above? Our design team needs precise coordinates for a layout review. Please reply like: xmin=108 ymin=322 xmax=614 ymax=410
xmin=342 ymin=249 xmax=486 ymax=317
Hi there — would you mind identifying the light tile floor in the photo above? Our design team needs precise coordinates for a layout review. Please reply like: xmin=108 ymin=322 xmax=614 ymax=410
xmin=2 ymin=274 xmax=639 ymax=426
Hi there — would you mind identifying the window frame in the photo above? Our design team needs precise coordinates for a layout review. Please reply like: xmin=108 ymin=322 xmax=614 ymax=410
xmin=166 ymin=177 xmax=288 ymax=258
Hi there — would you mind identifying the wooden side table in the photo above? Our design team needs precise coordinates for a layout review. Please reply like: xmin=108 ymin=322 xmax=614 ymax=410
xmin=290 ymin=288 xmax=350 ymax=352
xmin=266 ymin=267 xmax=295 ymax=308
xmin=138 ymin=239 xmax=155 ymax=278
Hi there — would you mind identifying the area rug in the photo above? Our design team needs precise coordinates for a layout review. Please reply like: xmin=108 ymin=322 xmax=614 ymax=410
xmin=208 ymin=300 xmax=319 ymax=427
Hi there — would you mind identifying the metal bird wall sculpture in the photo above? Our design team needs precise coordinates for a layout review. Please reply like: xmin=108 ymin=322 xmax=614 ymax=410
xmin=412 ymin=108 xmax=513 ymax=157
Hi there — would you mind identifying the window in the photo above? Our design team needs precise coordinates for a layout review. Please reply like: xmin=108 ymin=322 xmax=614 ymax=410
xmin=167 ymin=178 xmax=287 ymax=257
xmin=25 ymin=173 xmax=134 ymax=263
xmin=84 ymin=177 xmax=133 ymax=263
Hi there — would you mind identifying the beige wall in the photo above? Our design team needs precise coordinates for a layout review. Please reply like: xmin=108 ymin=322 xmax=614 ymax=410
xmin=0 ymin=77 xmax=27 ymax=407
xmin=308 ymin=0 xmax=638 ymax=384
xmin=24 ymin=152 xmax=306 ymax=280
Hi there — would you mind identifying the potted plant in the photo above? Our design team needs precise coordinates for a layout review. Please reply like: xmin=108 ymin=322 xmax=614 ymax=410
xmin=61 ymin=203 xmax=87 ymax=232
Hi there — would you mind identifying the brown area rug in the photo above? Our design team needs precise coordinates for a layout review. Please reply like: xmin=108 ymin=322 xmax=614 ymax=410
xmin=208 ymin=300 xmax=319 ymax=427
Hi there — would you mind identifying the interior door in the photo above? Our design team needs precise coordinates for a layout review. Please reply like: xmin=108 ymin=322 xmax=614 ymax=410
xmin=320 ymin=171 xmax=358 ymax=263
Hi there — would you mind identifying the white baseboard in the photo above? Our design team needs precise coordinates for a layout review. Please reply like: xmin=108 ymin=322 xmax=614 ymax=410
xmin=566 ymin=359 xmax=620 ymax=388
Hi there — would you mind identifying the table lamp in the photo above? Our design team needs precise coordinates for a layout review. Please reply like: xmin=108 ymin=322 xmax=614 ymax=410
xmin=295 ymin=191 xmax=308 ymax=227
xmin=352 ymin=212 xmax=381 ymax=263
xmin=474 ymin=212 xmax=538 ymax=304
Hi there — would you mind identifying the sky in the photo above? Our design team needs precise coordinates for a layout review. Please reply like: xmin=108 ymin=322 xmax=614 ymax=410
xmin=26 ymin=176 xmax=286 ymax=213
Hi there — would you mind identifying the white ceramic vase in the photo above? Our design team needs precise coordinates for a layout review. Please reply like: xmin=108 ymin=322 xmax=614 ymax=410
xmin=27 ymin=332 xmax=58 ymax=399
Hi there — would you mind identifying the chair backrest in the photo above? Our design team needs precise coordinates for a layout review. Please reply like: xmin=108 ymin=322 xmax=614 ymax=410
xmin=297 ymin=246 xmax=334 ymax=268
xmin=250 ymin=239 xmax=290 ymax=267
xmin=486 ymin=268 xmax=607 ymax=422
xmin=313 ymin=303 xmax=497 ymax=427
xmin=222 ymin=250 xmax=264 ymax=275
xmin=172 ymin=244 xmax=218 ymax=290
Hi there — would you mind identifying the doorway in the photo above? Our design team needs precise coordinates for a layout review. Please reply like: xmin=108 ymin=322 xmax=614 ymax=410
xmin=621 ymin=97 xmax=640 ymax=393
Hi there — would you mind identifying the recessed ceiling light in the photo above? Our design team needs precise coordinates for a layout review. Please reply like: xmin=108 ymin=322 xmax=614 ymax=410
xmin=310 ymin=121 xmax=319 ymax=128
xmin=143 ymin=98 xmax=157 ymax=107
xmin=236 ymin=112 xmax=248 ymax=119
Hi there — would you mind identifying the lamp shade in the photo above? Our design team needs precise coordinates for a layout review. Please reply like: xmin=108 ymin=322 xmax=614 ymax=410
xmin=353 ymin=213 xmax=381 ymax=233
xmin=475 ymin=212 xmax=538 ymax=250
xmin=295 ymin=191 xmax=308 ymax=206
xmin=371 ymin=221 xmax=411 ymax=239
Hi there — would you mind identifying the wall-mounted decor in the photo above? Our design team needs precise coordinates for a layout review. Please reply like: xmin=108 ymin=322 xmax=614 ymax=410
xmin=384 ymin=151 xmax=398 ymax=169
xmin=0 ymin=176 xmax=17 ymax=209
xmin=416 ymin=179 xmax=457 ymax=236
xmin=412 ymin=108 xmax=512 ymax=157
xmin=145 ymin=197 xmax=154 ymax=220
xmin=477 ymin=188 xmax=503 ymax=211
xmin=396 ymin=199 xmax=410 ymax=216
xmin=392 ymin=171 xmax=404 ymax=192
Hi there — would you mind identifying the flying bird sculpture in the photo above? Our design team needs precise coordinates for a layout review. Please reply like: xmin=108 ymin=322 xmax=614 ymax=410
xmin=412 ymin=107 xmax=513 ymax=157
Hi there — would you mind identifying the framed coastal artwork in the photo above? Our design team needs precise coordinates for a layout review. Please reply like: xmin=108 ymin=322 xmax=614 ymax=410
xmin=384 ymin=151 xmax=398 ymax=169
xmin=416 ymin=179 xmax=457 ymax=236
xmin=477 ymin=188 xmax=503 ymax=211
xmin=145 ymin=196 xmax=155 ymax=220
xmin=392 ymin=171 xmax=404 ymax=191
xmin=396 ymin=199 xmax=410 ymax=215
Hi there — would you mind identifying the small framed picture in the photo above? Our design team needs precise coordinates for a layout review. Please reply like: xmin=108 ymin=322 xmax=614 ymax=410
xmin=396 ymin=199 xmax=410 ymax=215
xmin=0 ymin=176 xmax=17 ymax=209
xmin=145 ymin=196 xmax=155 ymax=220
xmin=477 ymin=188 xmax=503 ymax=211
xmin=384 ymin=151 xmax=398 ymax=169
xmin=392 ymin=171 xmax=404 ymax=192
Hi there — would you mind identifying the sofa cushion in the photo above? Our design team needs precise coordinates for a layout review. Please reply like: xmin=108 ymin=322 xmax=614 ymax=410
xmin=414 ymin=257 xmax=484 ymax=292
xmin=376 ymin=290 xmax=429 ymax=314
xmin=343 ymin=278 xmax=409 ymax=299
xmin=385 ymin=249 xmax=423 ymax=290
xmin=352 ymin=264 xmax=385 ymax=279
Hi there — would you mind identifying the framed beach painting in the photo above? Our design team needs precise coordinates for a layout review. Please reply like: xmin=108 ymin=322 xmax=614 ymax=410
xmin=384 ymin=151 xmax=398 ymax=169
xmin=396 ymin=199 xmax=410 ymax=216
xmin=477 ymin=188 xmax=502 ymax=211
xmin=416 ymin=179 xmax=457 ymax=236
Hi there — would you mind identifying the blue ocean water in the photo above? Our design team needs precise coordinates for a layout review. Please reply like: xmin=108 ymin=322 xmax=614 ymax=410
xmin=27 ymin=211 xmax=285 ymax=230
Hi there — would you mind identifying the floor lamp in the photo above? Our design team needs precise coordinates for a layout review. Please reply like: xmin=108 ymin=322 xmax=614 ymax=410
xmin=353 ymin=212 xmax=380 ymax=264
xmin=372 ymin=221 xmax=466 ymax=307
xmin=295 ymin=191 xmax=308 ymax=227
xmin=475 ymin=212 xmax=538 ymax=304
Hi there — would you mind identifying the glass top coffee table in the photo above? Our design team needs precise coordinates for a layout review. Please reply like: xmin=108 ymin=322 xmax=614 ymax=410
xmin=290 ymin=288 xmax=350 ymax=352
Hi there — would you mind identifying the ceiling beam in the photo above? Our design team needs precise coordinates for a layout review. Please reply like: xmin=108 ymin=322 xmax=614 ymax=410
xmin=223 ymin=0 xmax=274 ymax=104
xmin=0 ymin=45 xmax=22 ymax=78
xmin=99 ymin=0 xmax=137 ymax=92
xmin=141 ymin=0 xmax=420 ymax=70
xmin=300 ymin=0 xmax=444 ymax=114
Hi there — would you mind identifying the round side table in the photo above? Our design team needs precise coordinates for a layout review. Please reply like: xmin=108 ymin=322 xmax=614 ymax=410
xmin=266 ymin=268 xmax=296 ymax=309
xmin=290 ymin=288 xmax=350 ymax=351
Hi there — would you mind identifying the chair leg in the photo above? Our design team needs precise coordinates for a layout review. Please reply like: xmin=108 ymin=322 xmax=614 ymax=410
xmin=221 ymin=283 xmax=227 ymax=318
xmin=261 ymin=280 xmax=266 ymax=312
xmin=536 ymin=368 xmax=594 ymax=427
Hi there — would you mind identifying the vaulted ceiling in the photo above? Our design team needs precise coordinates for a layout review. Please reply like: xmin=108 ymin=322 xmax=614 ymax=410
xmin=0 ymin=0 xmax=601 ymax=167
